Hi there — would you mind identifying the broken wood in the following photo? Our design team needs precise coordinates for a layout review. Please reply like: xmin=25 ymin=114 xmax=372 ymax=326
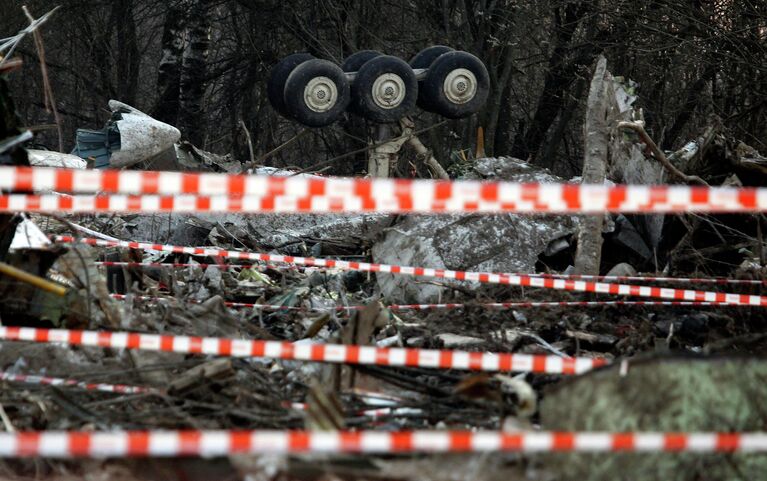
xmin=54 ymin=244 xmax=122 ymax=328
xmin=400 ymin=117 xmax=449 ymax=179
xmin=167 ymin=359 xmax=234 ymax=394
xmin=618 ymin=121 xmax=708 ymax=185
xmin=301 ymin=312 xmax=331 ymax=339
xmin=573 ymin=55 xmax=609 ymax=276
xmin=304 ymin=381 xmax=345 ymax=430
xmin=475 ymin=126 xmax=486 ymax=159
xmin=336 ymin=300 xmax=388 ymax=391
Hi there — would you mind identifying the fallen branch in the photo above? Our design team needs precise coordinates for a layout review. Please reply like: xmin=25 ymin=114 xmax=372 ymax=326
xmin=618 ymin=121 xmax=708 ymax=185
xmin=22 ymin=6 xmax=63 ymax=152
xmin=0 ymin=6 xmax=59 ymax=66
xmin=401 ymin=117 xmax=450 ymax=179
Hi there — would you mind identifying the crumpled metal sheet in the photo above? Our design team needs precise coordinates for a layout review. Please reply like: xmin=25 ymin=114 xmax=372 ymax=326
xmin=27 ymin=149 xmax=86 ymax=169
xmin=9 ymin=216 xmax=50 ymax=250
xmin=372 ymin=157 xmax=576 ymax=303
xmin=107 ymin=100 xmax=181 ymax=168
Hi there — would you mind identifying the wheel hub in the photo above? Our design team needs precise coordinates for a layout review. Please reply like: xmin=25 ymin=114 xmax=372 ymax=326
xmin=372 ymin=73 xmax=406 ymax=109
xmin=304 ymin=76 xmax=338 ymax=113
xmin=443 ymin=68 xmax=477 ymax=104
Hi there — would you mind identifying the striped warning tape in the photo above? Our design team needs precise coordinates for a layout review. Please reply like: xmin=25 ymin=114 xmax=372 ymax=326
xmin=95 ymin=261 xmax=766 ymax=286
xmin=0 ymin=371 xmax=158 ymax=395
xmin=526 ymin=272 xmax=766 ymax=286
xmin=95 ymin=261 xmax=305 ymax=272
xmin=0 ymin=326 xmax=606 ymax=375
xmin=3 ymin=166 xmax=767 ymax=214
xmin=0 ymin=370 xmax=407 ymax=416
xmin=0 ymin=430 xmax=764 ymax=456
xmin=110 ymin=293 xmax=729 ymax=312
xmin=56 ymin=236 xmax=767 ymax=306
xmin=2 ymin=191 xmax=765 ymax=215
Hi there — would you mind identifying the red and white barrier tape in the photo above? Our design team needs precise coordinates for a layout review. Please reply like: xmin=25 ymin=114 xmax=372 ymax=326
xmin=0 ymin=430 xmax=764 ymax=456
xmin=527 ymin=272 xmax=766 ymax=286
xmin=3 ymin=166 xmax=767 ymax=214
xmin=110 ymin=294 xmax=729 ymax=312
xmin=96 ymin=261 xmax=766 ymax=286
xmin=56 ymin=237 xmax=767 ymax=306
xmin=0 ymin=326 xmax=605 ymax=375
xmin=0 ymin=371 xmax=158 ymax=395
xmin=96 ymin=261 xmax=305 ymax=272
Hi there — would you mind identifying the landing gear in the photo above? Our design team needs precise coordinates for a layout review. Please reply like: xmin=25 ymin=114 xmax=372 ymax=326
xmin=268 ymin=47 xmax=490 ymax=127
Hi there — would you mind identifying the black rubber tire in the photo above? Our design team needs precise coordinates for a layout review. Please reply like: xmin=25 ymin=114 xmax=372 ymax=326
xmin=350 ymin=55 xmax=417 ymax=123
xmin=342 ymin=50 xmax=383 ymax=115
xmin=341 ymin=50 xmax=383 ymax=73
xmin=409 ymin=45 xmax=454 ymax=69
xmin=420 ymin=51 xmax=490 ymax=119
xmin=409 ymin=45 xmax=454 ymax=110
xmin=267 ymin=53 xmax=314 ymax=119
xmin=283 ymin=59 xmax=350 ymax=128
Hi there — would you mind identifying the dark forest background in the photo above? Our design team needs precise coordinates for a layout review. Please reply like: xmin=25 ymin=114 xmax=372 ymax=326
xmin=2 ymin=0 xmax=766 ymax=177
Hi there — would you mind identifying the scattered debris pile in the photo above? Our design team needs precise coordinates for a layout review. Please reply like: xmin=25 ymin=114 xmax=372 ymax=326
xmin=1 ymin=64 xmax=767 ymax=481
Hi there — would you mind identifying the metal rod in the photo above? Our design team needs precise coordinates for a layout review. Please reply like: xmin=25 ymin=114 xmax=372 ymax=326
xmin=0 ymin=262 xmax=67 ymax=297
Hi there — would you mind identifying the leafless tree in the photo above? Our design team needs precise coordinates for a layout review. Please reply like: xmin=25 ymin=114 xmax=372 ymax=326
xmin=1 ymin=0 xmax=765 ymax=178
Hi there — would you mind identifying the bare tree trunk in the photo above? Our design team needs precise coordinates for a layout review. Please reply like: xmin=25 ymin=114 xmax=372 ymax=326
xmin=114 ymin=0 xmax=140 ymax=106
xmin=485 ymin=46 xmax=514 ymax=156
xmin=573 ymin=55 xmax=609 ymax=276
xmin=538 ymin=77 xmax=587 ymax=170
xmin=492 ymin=83 xmax=513 ymax=156
xmin=509 ymin=2 xmax=593 ymax=161
xmin=81 ymin=17 xmax=114 ymax=99
xmin=178 ymin=0 xmax=212 ymax=146
xmin=152 ymin=0 xmax=186 ymax=124
xmin=0 ymin=77 xmax=28 ymax=261
xmin=661 ymin=65 xmax=716 ymax=150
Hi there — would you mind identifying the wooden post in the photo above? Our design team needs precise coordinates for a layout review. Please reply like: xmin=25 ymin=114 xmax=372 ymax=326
xmin=573 ymin=55 xmax=609 ymax=275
